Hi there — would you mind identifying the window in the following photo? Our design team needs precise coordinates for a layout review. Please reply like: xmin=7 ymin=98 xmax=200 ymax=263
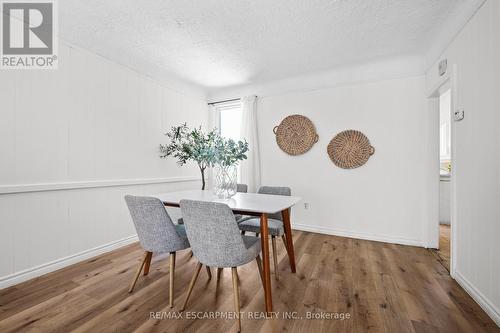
xmin=215 ymin=101 xmax=243 ymax=181
xmin=218 ymin=101 xmax=242 ymax=141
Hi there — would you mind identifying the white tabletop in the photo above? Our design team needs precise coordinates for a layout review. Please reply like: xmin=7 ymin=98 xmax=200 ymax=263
xmin=154 ymin=190 xmax=301 ymax=214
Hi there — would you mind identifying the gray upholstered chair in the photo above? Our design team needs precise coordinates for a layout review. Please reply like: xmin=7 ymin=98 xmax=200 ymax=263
xmin=238 ymin=186 xmax=291 ymax=280
xmin=124 ymin=195 xmax=190 ymax=308
xmin=179 ymin=200 xmax=263 ymax=332
xmin=234 ymin=183 xmax=248 ymax=222
xmin=236 ymin=183 xmax=248 ymax=193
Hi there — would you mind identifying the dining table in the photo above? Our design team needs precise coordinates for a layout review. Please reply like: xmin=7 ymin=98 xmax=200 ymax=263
xmin=154 ymin=189 xmax=301 ymax=313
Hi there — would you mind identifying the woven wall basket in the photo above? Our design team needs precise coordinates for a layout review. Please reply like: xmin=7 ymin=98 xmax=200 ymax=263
xmin=273 ymin=115 xmax=319 ymax=155
xmin=327 ymin=130 xmax=375 ymax=169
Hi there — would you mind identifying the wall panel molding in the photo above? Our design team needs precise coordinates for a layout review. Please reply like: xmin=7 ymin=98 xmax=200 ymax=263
xmin=0 ymin=176 xmax=200 ymax=194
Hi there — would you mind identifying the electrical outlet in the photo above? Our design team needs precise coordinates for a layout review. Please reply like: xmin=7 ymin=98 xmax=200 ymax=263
xmin=304 ymin=202 xmax=309 ymax=210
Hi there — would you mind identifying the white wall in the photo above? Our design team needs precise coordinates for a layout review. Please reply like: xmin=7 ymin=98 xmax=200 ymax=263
xmin=426 ymin=0 xmax=500 ymax=325
xmin=0 ymin=42 xmax=208 ymax=288
xmin=253 ymin=75 xmax=430 ymax=246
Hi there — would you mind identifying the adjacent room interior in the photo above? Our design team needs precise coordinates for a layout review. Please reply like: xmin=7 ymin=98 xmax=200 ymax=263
xmin=435 ymin=86 xmax=452 ymax=271
xmin=0 ymin=0 xmax=499 ymax=332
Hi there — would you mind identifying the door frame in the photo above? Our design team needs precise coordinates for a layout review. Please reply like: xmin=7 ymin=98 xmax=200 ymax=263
xmin=426 ymin=64 xmax=458 ymax=277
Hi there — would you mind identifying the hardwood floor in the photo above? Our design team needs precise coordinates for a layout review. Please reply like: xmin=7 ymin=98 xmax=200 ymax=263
xmin=1 ymin=231 xmax=498 ymax=332
xmin=431 ymin=225 xmax=451 ymax=271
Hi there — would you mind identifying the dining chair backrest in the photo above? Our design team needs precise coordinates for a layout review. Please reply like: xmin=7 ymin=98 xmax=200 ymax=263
xmin=180 ymin=200 xmax=251 ymax=267
xmin=258 ymin=186 xmax=291 ymax=220
xmin=237 ymin=183 xmax=248 ymax=193
xmin=125 ymin=195 xmax=188 ymax=253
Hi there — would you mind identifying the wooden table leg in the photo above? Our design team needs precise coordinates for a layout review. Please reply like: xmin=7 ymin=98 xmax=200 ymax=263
xmin=260 ymin=213 xmax=273 ymax=313
xmin=281 ymin=208 xmax=296 ymax=273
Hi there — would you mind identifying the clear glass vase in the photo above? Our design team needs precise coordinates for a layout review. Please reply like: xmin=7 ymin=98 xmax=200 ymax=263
xmin=214 ymin=164 xmax=238 ymax=199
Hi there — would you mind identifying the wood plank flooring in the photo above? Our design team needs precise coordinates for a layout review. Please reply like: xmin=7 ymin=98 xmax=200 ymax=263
xmin=0 ymin=231 xmax=498 ymax=332
xmin=430 ymin=225 xmax=451 ymax=271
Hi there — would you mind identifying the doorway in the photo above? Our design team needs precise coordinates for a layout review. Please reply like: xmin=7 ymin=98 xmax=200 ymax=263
xmin=436 ymin=87 xmax=451 ymax=270
xmin=427 ymin=71 xmax=456 ymax=275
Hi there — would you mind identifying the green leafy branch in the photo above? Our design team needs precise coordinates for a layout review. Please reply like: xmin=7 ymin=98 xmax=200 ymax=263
xmin=160 ymin=123 xmax=248 ymax=189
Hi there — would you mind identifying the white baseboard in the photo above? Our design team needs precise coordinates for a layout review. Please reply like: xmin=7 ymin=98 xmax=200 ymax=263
xmin=0 ymin=235 xmax=138 ymax=290
xmin=454 ymin=271 xmax=500 ymax=327
xmin=292 ymin=223 xmax=424 ymax=247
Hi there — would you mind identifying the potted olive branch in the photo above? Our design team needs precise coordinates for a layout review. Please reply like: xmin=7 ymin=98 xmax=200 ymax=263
xmin=160 ymin=123 xmax=248 ymax=193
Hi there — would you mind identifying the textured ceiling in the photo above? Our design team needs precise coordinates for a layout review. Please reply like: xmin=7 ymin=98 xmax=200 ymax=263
xmin=59 ymin=0 xmax=482 ymax=91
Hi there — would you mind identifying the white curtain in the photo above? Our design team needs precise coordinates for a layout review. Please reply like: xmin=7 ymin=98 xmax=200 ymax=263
xmin=239 ymin=96 xmax=261 ymax=192
xmin=208 ymin=104 xmax=220 ymax=131
xmin=207 ymin=104 xmax=219 ymax=190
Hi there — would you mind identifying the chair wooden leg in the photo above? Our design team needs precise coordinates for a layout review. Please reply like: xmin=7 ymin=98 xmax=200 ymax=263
xmin=169 ymin=252 xmax=176 ymax=308
xmin=129 ymin=251 xmax=149 ymax=293
xmin=206 ymin=266 xmax=212 ymax=279
xmin=217 ymin=267 xmax=223 ymax=281
xmin=271 ymin=236 xmax=279 ymax=280
xmin=255 ymin=255 xmax=264 ymax=288
xmin=181 ymin=262 xmax=203 ymax=311
xmin=232 ymin=267 xmax=242 ymax=332
xmin=143 ymin=251 xmax=153 ymax=276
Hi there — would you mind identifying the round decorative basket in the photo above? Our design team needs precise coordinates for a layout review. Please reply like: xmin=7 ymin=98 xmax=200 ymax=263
xmin=327 ymin=130 xmax=375 ymax=169
xmin=273 ymin=115 xmax=319 ymax=155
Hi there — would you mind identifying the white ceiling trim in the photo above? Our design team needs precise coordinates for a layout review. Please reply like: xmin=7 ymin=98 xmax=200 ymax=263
xmin=208 ymin=55 xmax=425 ymax=102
